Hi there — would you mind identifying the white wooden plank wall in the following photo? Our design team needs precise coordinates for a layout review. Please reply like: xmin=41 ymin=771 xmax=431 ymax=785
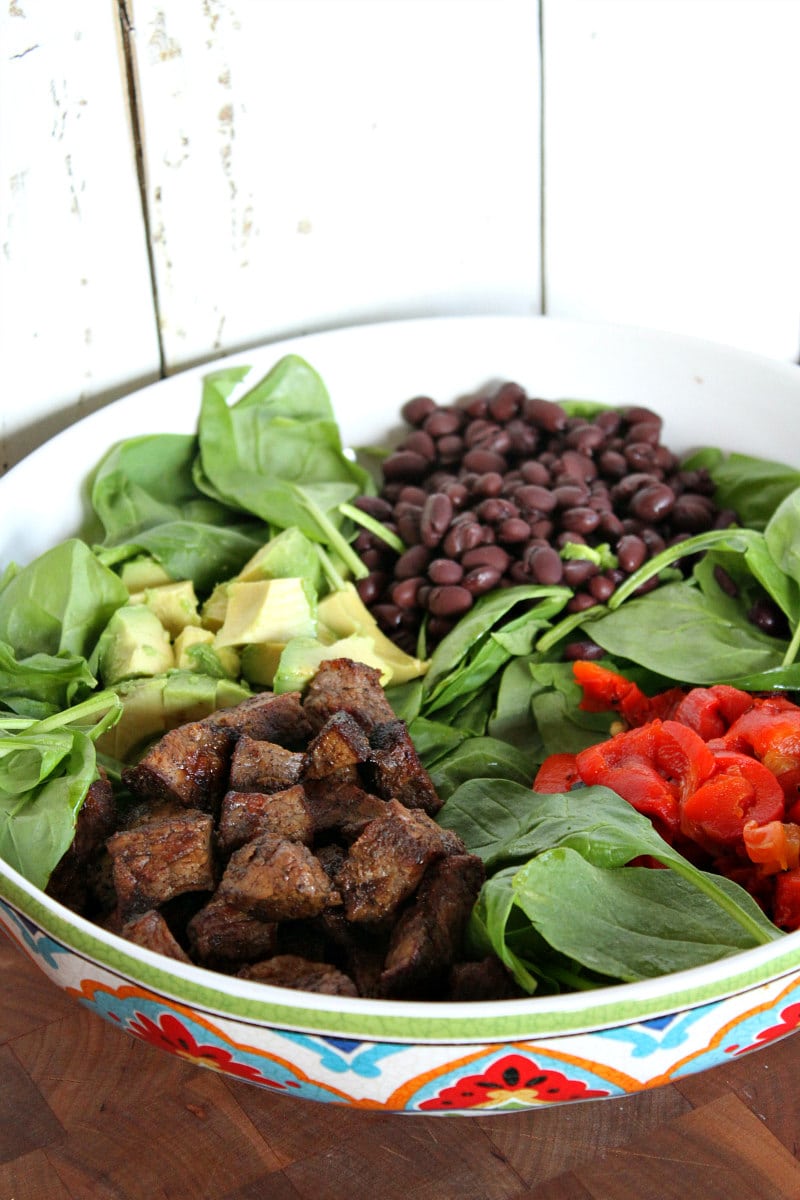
xmin=2 ymin=1 xmax=799 ymax=476
xmin=543 ymin=0 xmax=800 ymax=361
xmin=132 ymin=0 xmax=541 ymax=373
xmin=0 ymin=1 xmax=161 ymax=472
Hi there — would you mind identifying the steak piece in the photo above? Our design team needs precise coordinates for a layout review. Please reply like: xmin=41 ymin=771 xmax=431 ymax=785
xmin=122 ymin=722 xmax=233 ymax=812
xmin=186 ymin=894 xmax=278 ymax=966
xmin=228 ymin=736 xmax=304 ymax=793
xmin=238 ymin=954 xmax=358 ymax=997
xmin=207 ymin=691 xmax=313 ymax=748
xmin=367 ymin=719 xmax=442 ymax=815
xmin=336 ymin=799 xmax=466 ymax=924
xmin=106 ymin=809 xmax=216 ymax=919
xmin=380 ymin=854 xmax=485 ymax=998
xmin=448 ymin=956 xmax=525 ymax=1001
xmin=217 ymin=834 xmax=335 ymax=921
xmin=216 ymin=785 xmax=314 ymax=856
xmin=303 ymin=780 xmax=387 ymax=843
xmin=302 ymin=658 xmax=396 ymax=733
xmin=121 ymin=909 xmax=191 ymax=963
xmin=301 ymin=711 xmax=371 ymax=781
xmin=47 ymin=774 xmax=118 ymax=913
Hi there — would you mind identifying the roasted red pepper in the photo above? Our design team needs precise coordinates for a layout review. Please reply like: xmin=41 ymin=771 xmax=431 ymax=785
xmin=532 ymin=661 xmax=800 ymax=928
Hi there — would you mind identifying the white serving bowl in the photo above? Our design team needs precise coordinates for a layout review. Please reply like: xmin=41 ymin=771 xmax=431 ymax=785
xmin=3 ymin=315 xmax=800 ymax=1115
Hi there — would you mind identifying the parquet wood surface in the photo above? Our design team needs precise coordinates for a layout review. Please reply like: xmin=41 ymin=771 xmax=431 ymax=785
xmin=3 ymin=935 xmax=800 ymax=1200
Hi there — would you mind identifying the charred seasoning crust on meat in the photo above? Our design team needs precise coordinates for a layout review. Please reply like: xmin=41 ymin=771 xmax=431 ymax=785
xmin=47 ymin=659 xmax=516 ymax=1002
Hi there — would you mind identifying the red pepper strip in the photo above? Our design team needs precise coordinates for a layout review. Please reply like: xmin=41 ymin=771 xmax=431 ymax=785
xmin=680 ymin=750 xmax=785 ymax=853
xmin=575 ymin=720 xmax=716 ymax=838
xmin=571 ymin=661 xmax=683 ymax=727
xmin=671 ymin=685 xmax=754 ymax=741
xmin=533 ymin=752 xmax=581 ymax=794
xmin=717 ymin=703 xmax=800 ymax=800
xmin=743 ymin=819 xmax=800 ymax=874
xmin=772 ymin=867 xmax=800 ymax=930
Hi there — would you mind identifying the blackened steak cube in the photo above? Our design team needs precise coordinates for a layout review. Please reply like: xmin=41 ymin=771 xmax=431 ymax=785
xmin=367 ymin=719 xmax=442 ymax=815
xmin=380 ymin=854 xmax=485 ymax=998
xmin=302 ymin=658 xmax=396 ymax=733
xmin=301 ymin=711 xmax=371 ymax=781
xmin=217 ymin=834 xmax=335 ymax=921
xmin=206 ymin=691 xmax=313 ymax=748
xmin=237 ymin=954 xmax=358 ymax=997
xmin=336 ymin=799 xmax=466 ymax=924
xmin=303 ymin=780 xmax=387 ymax=842
xmin=186 ymin=894 xmax=278 ymax=966
xmin=228 ymin=735 xmax=304 ymax=793
xmin=122 ymin=722 xmax=233 ymax=812
xmin=121 ymin=909 xmax=191 ymax=963
xmin=47 ymin=774 xmax=119 ymax=913
xmin=448 ymin=956 xmax=525 ymax=1001
xmin=106 ymin=809 xmax=216 ymax=919
xmin=216 ymin=785 xmax=314 ymax=855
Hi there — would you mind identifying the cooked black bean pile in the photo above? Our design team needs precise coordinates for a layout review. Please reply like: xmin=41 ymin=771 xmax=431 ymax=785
xmin=352 ymin=382 xmax=738 ymax=654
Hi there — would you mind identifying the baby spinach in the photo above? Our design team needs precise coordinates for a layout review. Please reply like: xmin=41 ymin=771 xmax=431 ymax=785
xmin=0 ymin=691 xmax=122 ymax=889
xmin=439 ymin=781 xmax=780 ymax=993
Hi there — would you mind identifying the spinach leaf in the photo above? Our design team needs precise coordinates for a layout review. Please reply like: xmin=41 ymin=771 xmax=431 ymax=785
xmin=426 ymin=737 xmax=533 ymax=801
xmin=0 ymin=642 xmax=96 ymax=719
xmin=0 ymin=541 xmax=129 ymax=661
xmin=0 ymin=691 xmax=122 ymax=889
xmin=584 ymin=582 xmax=786 ymax=684
xmin=96 ymin=520 xmax=266 ymax=596
xmin=702 ymin=451 xmax=800 ymax=529
xmin=511 ymin=849 xmax=774 ymax=982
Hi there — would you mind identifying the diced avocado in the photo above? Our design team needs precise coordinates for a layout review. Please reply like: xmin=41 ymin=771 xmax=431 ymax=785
xmin=139 ymin=580 xmax=202 ymax=637
xmin=174 ymin=626 xmax=242 ymax=679
xmin=317 ymin=583 xmax=428 ymax=683
xmin=200 ymin=581 xmax=231 ymax=632
xmin=214 ymin=577 xmax=317 ymax=647
xmin=95 ymin=671 xmax=251 ymax=762
xmin=239 ymin=641 xmax=286 ymax=687
xmin=96 ymin=604 xmax=175 ymax=686
xmin=272 ymin=634 xmax=392 ymax=694
xmin=237 ymin=528 xmax=322 ymax=591
xmin=120 ymin=558 xmax=173 ymax=595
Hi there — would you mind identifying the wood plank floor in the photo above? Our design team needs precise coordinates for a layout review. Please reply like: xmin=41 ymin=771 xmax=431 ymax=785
xmin=3 ymin=935 xmax=800 ymax=1200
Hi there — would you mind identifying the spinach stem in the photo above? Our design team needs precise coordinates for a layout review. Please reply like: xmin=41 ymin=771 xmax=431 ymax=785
xmin=297 ymin=493 xmax=368 ymax=579
xmin=338 ymin=503 xmax=406 ymax=554
xmin=781 ymin=619 xmax=800 ymax=668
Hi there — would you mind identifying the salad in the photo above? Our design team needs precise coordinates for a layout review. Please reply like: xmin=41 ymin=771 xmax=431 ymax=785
xmin=3 ymin=352 xmax=800 ymax=997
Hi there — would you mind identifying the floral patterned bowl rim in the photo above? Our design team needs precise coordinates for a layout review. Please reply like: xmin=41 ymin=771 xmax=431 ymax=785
xmin=3 ymin=313 xmax=800 ymax=1046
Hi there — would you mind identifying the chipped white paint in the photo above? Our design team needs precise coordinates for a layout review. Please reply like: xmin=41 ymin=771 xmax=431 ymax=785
xmin=542 ymin=0 xmax=800 ymax=361
xmin=130 ymin=0 xmax=542 ymax=371
xmin=0 ymin=1 xmax=160 ymax=473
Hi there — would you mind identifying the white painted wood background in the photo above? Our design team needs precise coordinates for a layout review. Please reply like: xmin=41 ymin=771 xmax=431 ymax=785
xmin=2 ymin=0 xmax=799 ymax=474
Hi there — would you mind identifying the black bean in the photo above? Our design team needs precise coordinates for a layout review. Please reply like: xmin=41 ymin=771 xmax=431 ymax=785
xmin=523 ymin=396 xmax=568 ymax=432
xmin=443 ymin=521 xmax=483 ymax=558
xmin=461 ymin=545 xmax=511 ymax=573
xmin=563 ymin=639 xmax=606 ymax=661
xmin=398 ymin=485 xmax=427 ymax=506
xmin=599 ymin=511 xmax=625 ymax=538
xmin=714 ymin=565 xmax=739 ymax=597
xmin=359 ymin=549 xmax=384 ymax=570
xmin=552 ymin=483 xmax=589 ymax=508
xmin=353 ymin=495 xmax=394 ymax=521
xmin=505 ymin=418 xmax=539 ymax=456
xmin=562 ymin=558 xmax=597 ymax=586
xmin=402 ymin=429 xmax=436 ymax=459
xmin=428 ymin=558 xmax=464 ymax=585
xmin=567 ymin=592 xmax=599 ymax=614
xmin=515 ymin=484 xmax=557 ymax=513
xmin=401 ymin=395 xmax=437 ymax=426
xmin=373 ymin=604 xmax=404 ymax=630
xmin=498 ymin=517 xmax=531 ymax=543
xmin=382 ymin=450 xmax=429 ymax=480
xmin=529 ymin=518 xmax=555 ymax=540
xmin=670 ymin=493 xmax=714 ymax=531
xmin=396 ymin=511 xmax=422 ymax=545
xmin=561 ymin=506 xmax=602 ymax=535
xmin=626 ymin=420 xmax=661 ymax=446
xmin=391 ymin=576 xmax=425 ymax=609
xmin=395 ymin=544 xmax=432 ymax=578
xmin=437 ymin=434 xmax=465 ymax=463
xmin=527 ymin=545 xmax=563 ymax=585
xmin=464 ymin=419 xmax=501 ymax=448
xmin=489 ymin=382 xmax=525 ymax=422
xmin=423 ymin=407 xmax=462 ymax=438
xmin=520 ymin=460 xmax=551 ymax=485
xmin=475 ymin=471 xmax=505 ymax=497
xmin=566 ymin=423 xmax=606 ymax=453
xmin=463 ymin=565 xmax=502 ymax=596
xmin=558 ymin=450 xmax=597 ymax=482
xmin=616 ymin=534 xmax=647 ymax=573
xmin=442 ymin=480 xmax=469 ymax=507
xmin=462 ymin=448 xmax=507 ymax=475
xmin=748 ymin=598 xmax=789 ymax=637
xmin=589 ymin=574 xmax=616 ymax=603
xmin=597 ymin=448 xmax=628 ymax=478
xmin=477 ymin=497 xmax=518 ymax=524
xmin=420 ymin=492 xmax=454 ymax=548
xmin=630 ymin=483 xmax=675 ymax=522
xmin=428 ymin=585 xmax=474 ymax=618
xmin=356 ymin=572 xmax=388 ymax=606
xmin=625 ymin=442 xmax=658 ymax=472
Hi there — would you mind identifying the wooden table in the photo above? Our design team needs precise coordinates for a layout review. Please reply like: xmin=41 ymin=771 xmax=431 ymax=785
xmin=3 ymin=936 xmax=800 ymax=1200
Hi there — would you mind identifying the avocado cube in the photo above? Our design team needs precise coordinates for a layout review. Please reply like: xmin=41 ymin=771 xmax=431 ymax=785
xmin=214 ymin=578 xmax=317 ymax=647
xmin=97 ymin=604 xmax=174 ymax=686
